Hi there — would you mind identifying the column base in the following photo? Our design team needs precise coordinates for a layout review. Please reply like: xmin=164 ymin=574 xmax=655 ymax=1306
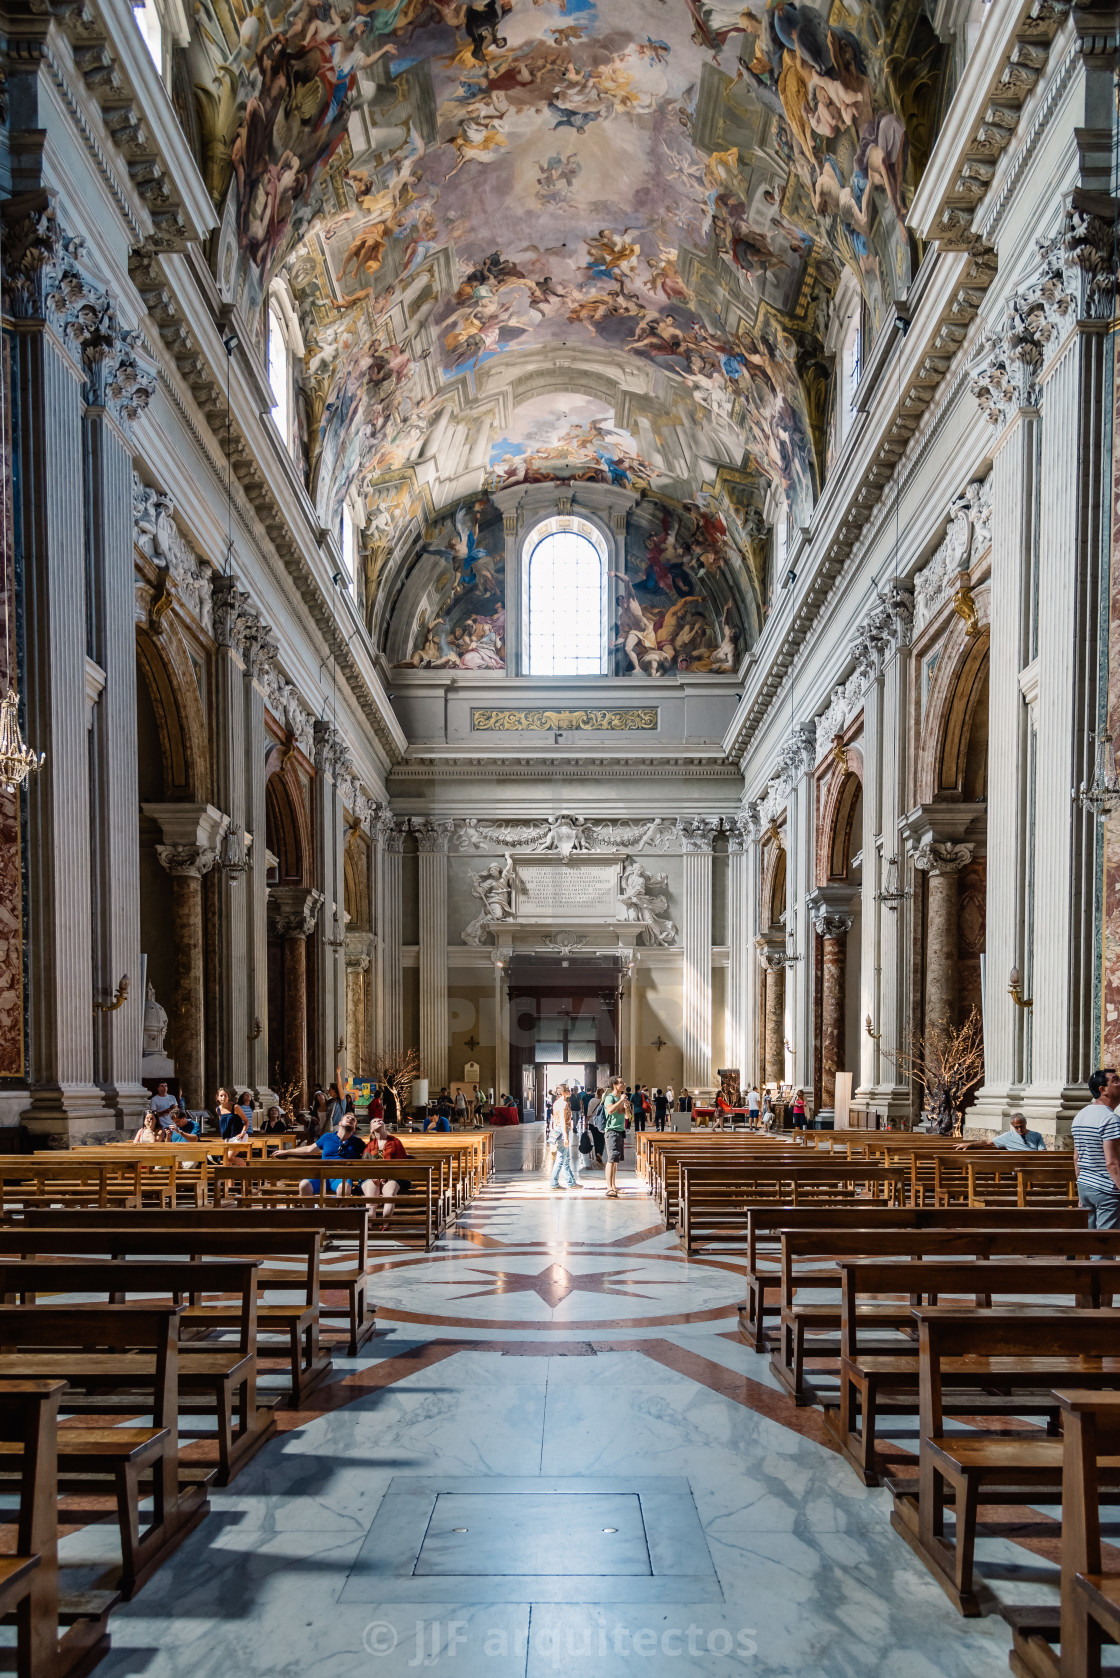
xmin=1017 ymin=1079 xmax=1090 ymax=1134
xmin=854 ymin=1084 xmax=913 ymax=1125
xmin=100 ymin=1082 xmax=151 ymax=1131
xmin=965 ymin=1082 xmax=1026 ymax=1135
xmin=22 ymin=1084 xmax=117 ymax=1145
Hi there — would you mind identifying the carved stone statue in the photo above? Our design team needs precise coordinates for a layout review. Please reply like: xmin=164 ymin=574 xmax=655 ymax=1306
xmin=618 ymin=859 xmax=676 ymax=946
xmin=462 ymin=854 xmax=517 ymax=946
xmin=141 ymin=978 xmax=175 ymax=1078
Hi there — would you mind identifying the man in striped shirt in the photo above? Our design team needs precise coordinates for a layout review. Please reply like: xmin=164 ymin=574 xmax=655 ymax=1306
xmin=1071 ymin=1068 xmax=1120 ymax=1228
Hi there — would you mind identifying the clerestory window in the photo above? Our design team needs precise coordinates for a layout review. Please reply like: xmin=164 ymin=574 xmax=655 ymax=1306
xmin=524 ymin=518 xmax=607 ymax=676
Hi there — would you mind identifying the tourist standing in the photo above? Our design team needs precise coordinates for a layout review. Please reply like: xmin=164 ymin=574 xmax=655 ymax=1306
xmin=454 ymin=1088 xmax=467 ymax=1126
xmin=653 ymin=1088 xmax=668 ymax=1131
xmin=149 ymin=1081 xmax=181 ymax=1124
xmin=549 ymin=1083 xmax=576 ymax=1191
xmin=747 ymin=1085 xmax=761 ymax=1126
xmin=602 ymin=1077 xmax=629 ymax=1199
xmin=1072 ymin=1068 xmax=1120 ymax=1228
xmin=678 ymin=1088 xmax=693 ymax=1116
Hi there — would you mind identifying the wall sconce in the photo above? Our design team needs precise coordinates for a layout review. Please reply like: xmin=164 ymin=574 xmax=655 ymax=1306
xmin=1008 ymin=966 xmax=1033 ymax=1009
xmin=865 ymin=1014 xmax=881 ymax=1041
xmin=94 ymin=974 xmax=130 ymax=1014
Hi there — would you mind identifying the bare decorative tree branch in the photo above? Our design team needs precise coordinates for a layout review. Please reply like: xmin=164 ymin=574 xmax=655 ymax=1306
xmin=880 ymin=1008 xmax=985 ymax=1135
xmin=364 ymin=1046 xmax=425 ymax=1123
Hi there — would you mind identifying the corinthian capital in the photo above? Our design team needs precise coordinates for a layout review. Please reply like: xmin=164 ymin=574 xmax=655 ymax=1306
xmin=1 ymin=192 xmax=63 ymax=320
xmin=913 ymin=838 xmax=973 ymax=876
xmin=156 ymin=842 xmax=219 ymax=879
xmin=412 ymin=818 xmax=454 ymax=853
xmin=268 ymin=886 xmax=325 ymax=940
xmin=676 ymin=817 xmax=720 ymax=854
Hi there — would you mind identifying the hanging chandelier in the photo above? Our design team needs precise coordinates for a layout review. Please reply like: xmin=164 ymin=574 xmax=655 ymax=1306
xmin=875 ymin=854 xmax=911 ymax=911
xmin=0 ymin=689 xmax=43 ymax=794
xmin=1078 ymin=730 xmax=1120 ymax=822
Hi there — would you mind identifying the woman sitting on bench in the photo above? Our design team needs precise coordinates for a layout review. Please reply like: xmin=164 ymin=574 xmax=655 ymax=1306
xmin=363 ymin=1114 xmax=410 ymax=1221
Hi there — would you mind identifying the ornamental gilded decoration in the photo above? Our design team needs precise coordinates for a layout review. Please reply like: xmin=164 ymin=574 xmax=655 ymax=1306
xmin=471 ymin=708 xmax=658 ymax=732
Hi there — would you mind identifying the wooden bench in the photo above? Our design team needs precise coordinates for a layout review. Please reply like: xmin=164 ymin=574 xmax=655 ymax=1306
xmin=1005 ymin=1389 xmax=1120 ymax=1678
xmin=737 ymin=1205 xmax=1091 ymax=1351
xmin=209 ymin=1161 xmax=441 ymax=1250
xmin=0 ymin=1227 xmax=329 ymax=1411
xmin=0 ymin=1378 xmax=119 ymax=1678
xmin=889 ymin=1308 xmax=1120 ymax=1616
xmin=0 ymin=1256 xmax=271 ymax=1492
xmin=0 ymin=1297 xmax=212 ymax=1604
xmin=827 ymin=1246 xmax=1120 ymax=1483
xmin=20 ymin=1207 xmax=375 ymax=1358
xmin=679 ymin=1162 xmax=908 ymax=1250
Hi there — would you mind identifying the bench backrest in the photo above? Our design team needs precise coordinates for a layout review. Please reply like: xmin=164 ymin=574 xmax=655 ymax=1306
xmin=745 ymin=1205 xmax=1090 ymax=1269
xmin=18 ymin=1207 xmax=367 ymax=1270
xmin=915 ymin=1307 xmax=1120 ymax=1436
xmin=0 ymin=1231 xmax=307 ymax=1310
xmin=837 ymin=1259 xmax=1120 ymax=1358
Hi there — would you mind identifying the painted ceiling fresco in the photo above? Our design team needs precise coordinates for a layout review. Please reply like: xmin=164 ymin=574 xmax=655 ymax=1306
xmin=182 ymin=0 xmax=943 ymax=666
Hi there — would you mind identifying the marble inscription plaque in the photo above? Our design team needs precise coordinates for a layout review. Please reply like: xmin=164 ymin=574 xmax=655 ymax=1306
xmin=516 ymin=862 xmax=618 ymax=920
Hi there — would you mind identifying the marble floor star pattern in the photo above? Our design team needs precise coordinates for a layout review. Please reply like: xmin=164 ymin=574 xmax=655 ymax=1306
xmin=74 ymin=1128 xmax=1060 ymax=1677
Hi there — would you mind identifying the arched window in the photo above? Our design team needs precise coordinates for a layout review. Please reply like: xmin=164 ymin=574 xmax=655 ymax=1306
xmin=267 ymin=305 xmax=291 ymax=450
xmin=524 ymin=518 xmax=606 ymax=676
xmin=132 ymin=0 xmax=164 ymax=73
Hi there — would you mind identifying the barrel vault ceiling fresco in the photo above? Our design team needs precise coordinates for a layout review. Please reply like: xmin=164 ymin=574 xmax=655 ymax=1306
xmin=180 ymin=0 xmax=944 ymax=673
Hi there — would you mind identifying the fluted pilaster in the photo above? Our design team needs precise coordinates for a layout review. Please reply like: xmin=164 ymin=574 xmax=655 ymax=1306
xmin=375 ymin=815 xmax=406 ymax=1053
xmin=17 ymin=317 xmax=104 ymax=1133
xmin=680 ymin=821 xmax=717 ymax=1090
xmin=1024 ymin=317 xmax=1108 ymax=1125
xmin=415 ymin=819 xmax=452 ymax=1090
xmin=725 ymin=818 xmax=755 ymax=1081
xmin=85 ymin=390 xmax=145 ymax=1126
xmin=969 ymin=409 xmax=1038 ymax=1127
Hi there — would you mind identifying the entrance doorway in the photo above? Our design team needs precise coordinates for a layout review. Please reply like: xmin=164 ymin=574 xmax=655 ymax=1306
xmin=506 ymin=955 xmax=624 ymax=1120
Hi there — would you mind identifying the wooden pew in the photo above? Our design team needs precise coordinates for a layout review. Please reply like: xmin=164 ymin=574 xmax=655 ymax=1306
xmin=209 ymin=1161 xmax=440 ymax=1250
xmin=20 ymin=1207 xmax=374 ymax=1358
xmin=679 ymin=1162 xmax=907 ymax=1250
xmin=828 ymin=1244 xmax=1120 ymax=1483
xmin=0 ymin=1258 xmax=267 ymax=1494
xmin=889 ymin=1308 xmax=1120 ymax=1616
xmin=0 ymin=1378 xmax=118 ymax=1678
xmin=0 ymin=1297 xmax=210 ymax=1603
xmin=737 ymin=1205 xmax=1091 ymax=1351
xmin=1006 ymin=1390 xmax=1120 ymax=1678
xmin=0 ymin=1227 xmax=327 ymax=1411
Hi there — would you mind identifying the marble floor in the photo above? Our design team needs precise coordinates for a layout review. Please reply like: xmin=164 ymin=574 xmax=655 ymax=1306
xmin=75 ymin=1128 xmax=1061 ymax=1677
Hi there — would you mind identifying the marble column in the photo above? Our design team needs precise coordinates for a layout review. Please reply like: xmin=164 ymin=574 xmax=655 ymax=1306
xmin=344 ymin=931 xmax=374 ymax=1080
xmin=869 ymin=651 xmax=914 ymax=1120
xmin=415 ymin=819 xmax=452 ymax=1090
xmin=725 ymin=817 xmax=756 ymax=1081
xmin=808 ymin=890 xmax=855 ymax=1107
xmin=6 ymin=201 xmax=106 ymax=1136
xmin=374 ymin=814 xmax=406 ymax=1053
xmin=680 ymin=819 xmax=718 ymax=1091
xmin=761 ymin=955 xmax=786 ymax=1085
xmin=313 ymin=722 xmax=347 ymax=1088
xmin=268 ymin=887 xmax=324 ymax=1107
xmin=1026 ymin=311 xmax=1108 ymax=1125
xmin=145 ymin=804 xmax=227 ymax=1110
xmin=913 ymin=839 xmax=974 ymax=1032
xmin=786 ymin=734 xmax=817 ymax=1091
xmin=968 ymin=409 xmax=1038 ymax=1128
xmin=84 ymin=333 xmax=151 ymax=1129
xmin=211 ymin=577 xmax=253 ymax=1097
xmin=243 ymin=630 xmax=275 ymax=1100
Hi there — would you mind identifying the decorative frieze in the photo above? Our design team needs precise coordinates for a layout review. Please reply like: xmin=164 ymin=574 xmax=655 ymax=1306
xmin=813 ymin=584 xmax=915 ymax=762
xmin=132 ymin=475 xmax=213 ymax=633
xmin=971 ymin=209 xmax=1114 ymax=429
xmin=472 ymin=707 xmax=658 ymax=732
xmin=913 ymin=477 xmax=993 ymax=634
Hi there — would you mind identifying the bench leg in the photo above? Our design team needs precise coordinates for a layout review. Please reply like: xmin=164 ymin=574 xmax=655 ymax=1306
xmin=214 ymin=1382 xmax=234 ymax=1486
xmin=951 ymin=1472 xmax=980 ymax=1604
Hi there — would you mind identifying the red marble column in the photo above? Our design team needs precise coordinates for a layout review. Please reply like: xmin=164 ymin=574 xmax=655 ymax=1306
xmin=820 ymin=932 xmax=846 ymax=1108
xmin=283 ymin=934 xmax=308 ymax=1108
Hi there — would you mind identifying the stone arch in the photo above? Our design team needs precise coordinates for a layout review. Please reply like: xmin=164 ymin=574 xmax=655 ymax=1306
xmin=136 ymin=626 xmax=207 ymax=802
xmin=344 ymin=827 xmax=371 ymax=931
xmin=264 ymin=753 xmax=312 ymax=888
xmin=815 ymin=747 xmax=864 ymax=887
xmin=915 ymin=606 xmax=991 ymax=804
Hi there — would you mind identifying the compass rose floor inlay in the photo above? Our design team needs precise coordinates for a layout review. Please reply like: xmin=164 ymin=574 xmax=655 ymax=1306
xmin=79 ymin=1130 xmax=1061 ymax=1677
